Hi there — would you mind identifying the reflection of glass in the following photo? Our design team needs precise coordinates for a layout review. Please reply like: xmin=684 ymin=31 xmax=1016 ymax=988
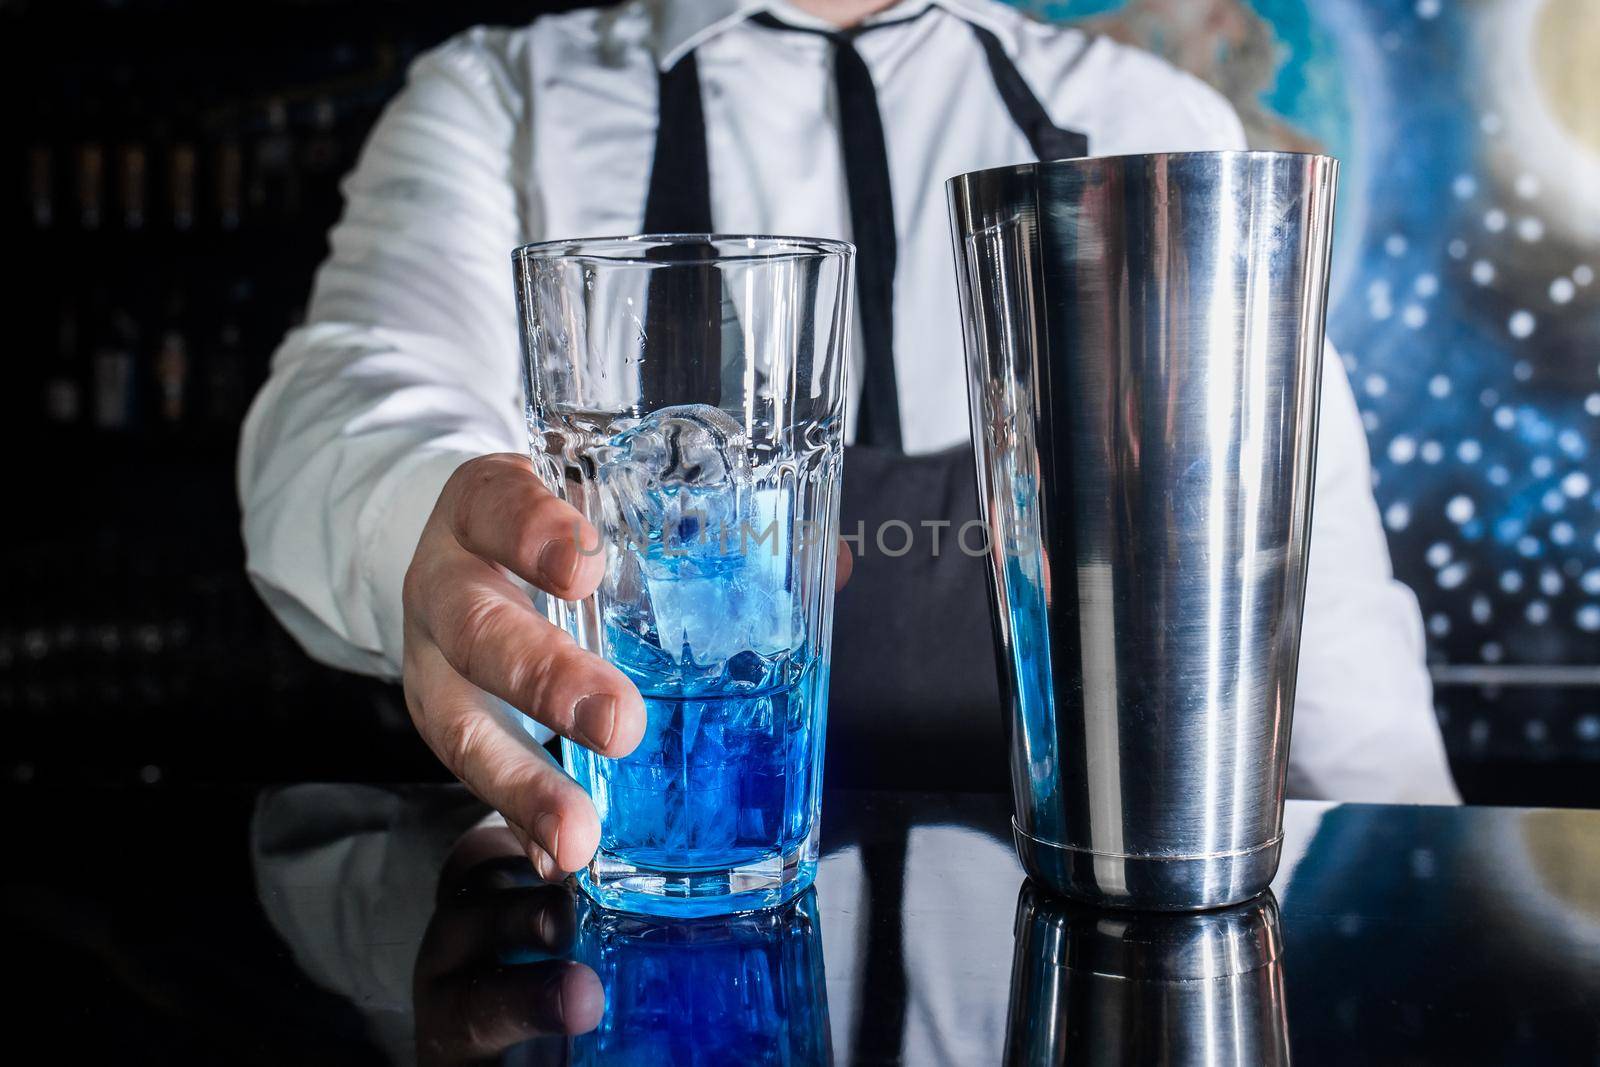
xmin=570 ymin=887 xmax=831 ymax=1065
xmin=1004 ymin=881 xmax=1290 ymax=1065
xmin=961 ymin=214 xmax=1057 ymax=830
xmin=516 ymin=236 xmax=852 ymax=916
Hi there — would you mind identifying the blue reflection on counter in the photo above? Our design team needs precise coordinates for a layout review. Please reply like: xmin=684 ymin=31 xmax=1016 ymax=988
xmin=570 ymin=889 xmax=831 ymax=1065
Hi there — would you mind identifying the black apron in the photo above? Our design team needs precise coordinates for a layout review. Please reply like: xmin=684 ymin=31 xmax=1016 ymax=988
xmin=641 ymin=11 xmax=1086 ymax=792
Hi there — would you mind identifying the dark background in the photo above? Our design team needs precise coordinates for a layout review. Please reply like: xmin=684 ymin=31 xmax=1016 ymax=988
xmin=2 ymin=0 xmax=586 ymax=791
xmin=3 ymin=0 xmax=1595 ymax=806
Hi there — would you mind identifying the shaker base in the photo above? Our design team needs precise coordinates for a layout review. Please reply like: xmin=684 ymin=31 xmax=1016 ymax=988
xmin=1013 ymin=821 xmax=1282 ymax=911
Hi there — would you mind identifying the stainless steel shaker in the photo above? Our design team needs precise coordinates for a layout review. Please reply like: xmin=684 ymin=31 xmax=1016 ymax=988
xmin=947 ymin=152 xmax=1338 ymax=909
xmin=1004 ymin=881 xmax=1290 ymax=1065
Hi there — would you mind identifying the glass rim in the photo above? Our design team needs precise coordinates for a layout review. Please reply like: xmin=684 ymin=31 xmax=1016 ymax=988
xmin=512 ymin=233 xmax=855 ymax=266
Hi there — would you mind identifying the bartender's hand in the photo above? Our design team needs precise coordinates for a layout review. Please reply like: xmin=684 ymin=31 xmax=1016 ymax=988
xmin=402 ymin=453 xmax=645 ymax=882
xmin=402 ymin=454 xmax=854 ymax=883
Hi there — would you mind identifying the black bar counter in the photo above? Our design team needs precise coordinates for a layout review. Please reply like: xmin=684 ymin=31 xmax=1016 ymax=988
xmin=5 ymin=784 xmax=1599 ymax=1064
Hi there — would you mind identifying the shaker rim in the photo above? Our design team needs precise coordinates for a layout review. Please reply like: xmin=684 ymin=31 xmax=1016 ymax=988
xmin=945 ymin=148 xmax=1338 ymax=191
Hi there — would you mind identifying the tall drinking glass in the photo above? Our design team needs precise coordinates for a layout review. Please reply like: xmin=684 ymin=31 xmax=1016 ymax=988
xmin=514 ymin=235 xmax=852 ymax=916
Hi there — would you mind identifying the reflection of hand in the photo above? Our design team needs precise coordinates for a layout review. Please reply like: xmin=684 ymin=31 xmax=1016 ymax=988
xmin=415 ymin=824 xmax=603 ymax=1066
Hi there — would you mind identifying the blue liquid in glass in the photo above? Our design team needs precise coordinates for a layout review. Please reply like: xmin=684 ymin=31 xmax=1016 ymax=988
xmin=584 ymin=636 xmax=822 ymax=872
xmin=563 ymin=485 xmax=826 ymax=894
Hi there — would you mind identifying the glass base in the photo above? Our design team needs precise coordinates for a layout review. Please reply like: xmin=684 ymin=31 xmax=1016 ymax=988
xmin=576 ymin=837 xmax=819 ymax=918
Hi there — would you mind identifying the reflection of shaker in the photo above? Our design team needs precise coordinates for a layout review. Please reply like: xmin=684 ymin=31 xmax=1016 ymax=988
xmin=1004 ymin=881 xmax=1290 ymax=1066
xmin=571 ymin=889 xmax=832 ymax=1065
xmin=949 ymin=153 xmax=1337 ymax=910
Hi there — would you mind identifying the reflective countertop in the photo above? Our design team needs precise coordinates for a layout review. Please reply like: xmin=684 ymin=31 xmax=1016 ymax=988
xmin=5 ymin=785 xmax=1600 ymax=1064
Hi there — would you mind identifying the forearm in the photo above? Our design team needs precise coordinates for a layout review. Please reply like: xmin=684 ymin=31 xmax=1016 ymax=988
xmin=237 ymin=29 xmax=534 ymax=676
xmin=239 ymin=326 xmax=516 ymax=676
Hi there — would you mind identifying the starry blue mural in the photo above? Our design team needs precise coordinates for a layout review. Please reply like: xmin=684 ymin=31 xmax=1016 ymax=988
xmin=1011 ymin=0 xmax=1600 ymax=678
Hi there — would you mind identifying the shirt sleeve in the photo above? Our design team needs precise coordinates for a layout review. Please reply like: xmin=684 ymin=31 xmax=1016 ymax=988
xmin=238 ymin=28 xmax=534 ymax=678
xmin=1290 ymin=349 xmax=1460 ymax=803
xmin=1167 ymin=71 xmax=1459 ymax=803
xmin=249 ymin=784 xmax=493 ymax=1060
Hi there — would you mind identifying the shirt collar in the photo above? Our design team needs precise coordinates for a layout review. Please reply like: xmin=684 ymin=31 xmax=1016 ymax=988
xmin=652 ymin=0 xmax=1022 ymax=71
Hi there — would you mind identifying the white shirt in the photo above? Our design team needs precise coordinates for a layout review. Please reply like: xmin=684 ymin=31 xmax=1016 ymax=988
xmin=238 ymin=0 xmax=1459 ymax=803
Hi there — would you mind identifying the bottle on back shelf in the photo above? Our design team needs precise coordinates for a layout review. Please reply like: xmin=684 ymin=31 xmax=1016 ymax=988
xmin=44 ymin=303 xmax=82 ymax=425
xmin=27 ymin=144 xmax=54 ymax=229
xmin=155 ymin=330 xmax=188 ymax=425
xmin=301 ymin=96 xmax=341 ymax=177
xmin=300 ymin=96 xmax=344 ymax=226
xmin=250 ymin=97 xmax=299 ymax=221
xmin=168 ymin=139 xmax=197 ymax=232
xmin=118 ymin=142 xmax=148 ymax=231
xmin=216 ymin=131 xmax=243 ymax=231
xmin=155 ymin=288 xmax=190 ymax=426
xmin=76 ymin=141 xmax=105 ymax=231
xmin=207 ymin=320 xmax=246 ymax=426
xmin=92 ymin=311 xmax=139 ymax=431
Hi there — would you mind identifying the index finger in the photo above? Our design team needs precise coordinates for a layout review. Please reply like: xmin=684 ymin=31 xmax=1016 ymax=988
xmin=446 ymin=453 xmax=605 ymax=601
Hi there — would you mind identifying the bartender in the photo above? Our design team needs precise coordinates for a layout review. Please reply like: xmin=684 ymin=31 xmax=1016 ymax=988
xmin=239 ymin=0 xmax=1459 ymax=883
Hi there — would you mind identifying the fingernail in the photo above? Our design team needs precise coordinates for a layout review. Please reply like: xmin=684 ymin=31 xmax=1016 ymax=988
xmin=554 ymin=969 xmax=570 ymax=1028
xmin=574 ymin=694 xmax=616 ymax=750
xmin=538 ymin=537 xmax=580 ymax=590
xmin=536 ymin=906 xmax=558 ymax=947
xmin=531 ymin=850 xmax=555 ymax=882
xmin=536 ymin=812 xmax=563 ymax=875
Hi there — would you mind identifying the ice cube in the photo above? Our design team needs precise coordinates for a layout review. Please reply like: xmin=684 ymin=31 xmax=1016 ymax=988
xmin=597 ymin=405 xmax=803 ymax=670
xmin=644 ymin=568 xmax=793 ymax=666
xmin=630 ymin=404 xmax=747 ymax=486
xmin=598 ymin=405 xmax=749 ymax=553
xmin=642 ymin=501 xmax=797 ymax=667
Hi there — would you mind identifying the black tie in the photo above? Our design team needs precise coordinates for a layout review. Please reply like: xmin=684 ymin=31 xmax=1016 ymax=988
xmin=751 ymin=10 xmax=931 ymax=450
xmin=647 ymin=10 xmax=1088 ymax=447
